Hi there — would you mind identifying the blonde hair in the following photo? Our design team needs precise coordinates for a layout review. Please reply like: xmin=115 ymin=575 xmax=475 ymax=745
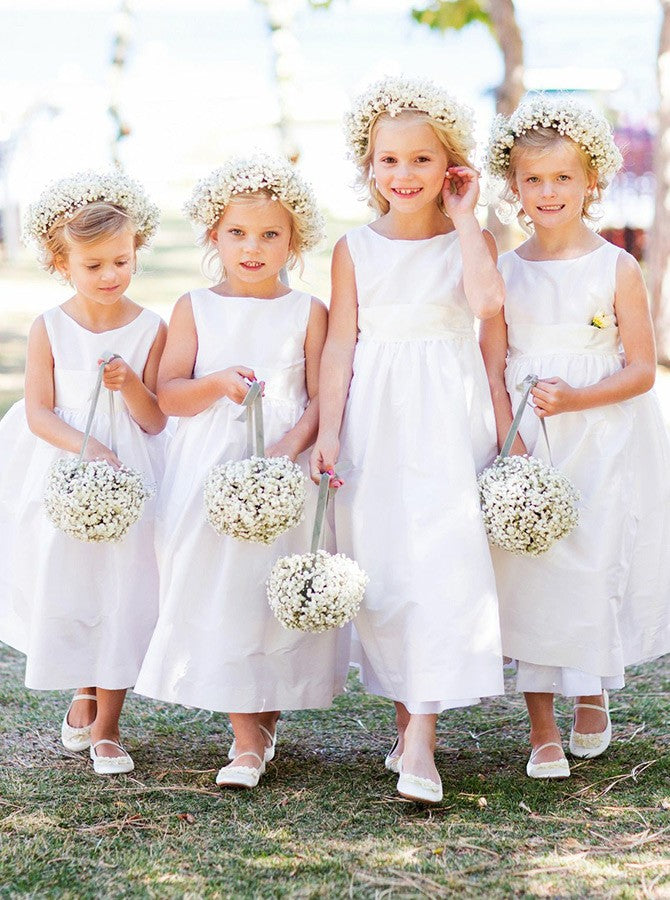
xmin=503 ymin=128 xmax=603 ymax=230
xmin=199 ymin=190 xmax=305 ymax=282
xmin=355 ymin=109 xmax=473 ymax=215
xmin=41 ymin=201 xmax=146 ymax=274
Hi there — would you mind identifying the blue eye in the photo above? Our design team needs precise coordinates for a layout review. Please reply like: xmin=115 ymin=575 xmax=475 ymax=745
xmin=264 ymin=231 xmax=279 ymax=239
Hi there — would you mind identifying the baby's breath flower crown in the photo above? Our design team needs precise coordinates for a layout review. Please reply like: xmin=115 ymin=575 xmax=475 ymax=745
xmin=485 ymin=94 xmax=623 ymax=182
xmin=23 ymin=170 xmax=160 ymax=247
xmin=184 ymin=153 xmax=324 ymax=252
xmin=343 ymin=75 xmax=476 ymax=161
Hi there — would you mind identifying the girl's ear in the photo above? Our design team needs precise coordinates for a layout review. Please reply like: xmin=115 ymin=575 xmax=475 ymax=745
xmin=54 ymin=254 xmax=69 ymax=279
xmin=209 ymin=225 xmax=220 ymax=246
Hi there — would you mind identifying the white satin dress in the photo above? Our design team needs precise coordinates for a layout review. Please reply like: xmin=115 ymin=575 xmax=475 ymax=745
xmin=335 ymin=225 xmax=505 ymax=714
xmin=134 ymin=288 xmax=350 ymax=713
xmin=494 ymin=243 xmax=670 ymax=695
xmin=0 ymin=306 xmax=166 ymax=690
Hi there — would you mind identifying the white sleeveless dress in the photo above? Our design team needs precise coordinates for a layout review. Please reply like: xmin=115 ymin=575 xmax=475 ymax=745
xmin=134 ymin=288 xmax=350 ymax=713
xmin=495 ymin=243 xmax=670 ymax=695
xmin=334 ymin=226 xmax=504 ymax=714
xmin=0 ymin=306 xmax=166 ymax=690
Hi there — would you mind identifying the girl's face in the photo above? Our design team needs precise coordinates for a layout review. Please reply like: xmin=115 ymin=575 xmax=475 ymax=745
xmin=211 ymin=197 xmax=292 ymax=295
xmin=512 ymin=139 xmax=596 ymax=231
xmin=371 ymin=115 xmax=448 ymax=213
xmin=60 ymin=229 xmax=135 ymax=306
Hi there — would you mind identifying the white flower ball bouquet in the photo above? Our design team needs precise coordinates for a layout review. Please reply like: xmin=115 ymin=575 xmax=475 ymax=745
xmin=204 ymin=382 xmax=307 ymax=544
xmin=478 ymin=375 xmax=580 ymax=556
xmin=45 ymin=357 xmax=153 ymax=543
xmin=267 ymin=473 xmax=368 ymax=633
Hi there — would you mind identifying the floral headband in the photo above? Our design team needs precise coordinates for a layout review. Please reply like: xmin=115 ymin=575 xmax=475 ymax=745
xmin=343 ymin=74 xmax=475 ymax=161
xmin=23 ymin=170 xmax=160 ymax=246
xmin=486 ymin=94 xmax=623 ymax=182
xmin=184 ymin=153 xmax=325 ymax=252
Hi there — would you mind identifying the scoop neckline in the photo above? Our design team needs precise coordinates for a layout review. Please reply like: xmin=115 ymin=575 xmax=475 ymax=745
xmin=58 ymin=306 xmax=147 ymax=334
xmin=363 ymin=225 xmax=457 ymax=244
xmin=205 ymin=287 xmax=298 ymax=302
xmin=512 ymin=243 xmax=610 ymax=263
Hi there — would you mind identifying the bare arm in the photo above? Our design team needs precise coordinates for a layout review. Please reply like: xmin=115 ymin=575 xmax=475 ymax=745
xmin=309 ymin=237 xmax=359 ymax=480
xmin=24 ymin=316 xmax=121 ymax=466
xmin=479 ymin=310 xmax=527 ymax=455
xmin=531 ymin=252 xmax=656 ymax=417
xmin=266 ymin=298 xmax=328 ymax=461
xmin=101 ymin=320 xmax=168 ymax=435
xmin=157 ymin=294 xmax=256 ymax=417
xmin=442 ymin=166 xmax=505 ymax=319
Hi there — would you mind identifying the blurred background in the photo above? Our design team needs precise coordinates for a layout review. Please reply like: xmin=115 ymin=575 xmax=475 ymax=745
xmin=1 ymin=0 xmax=668 ymax=413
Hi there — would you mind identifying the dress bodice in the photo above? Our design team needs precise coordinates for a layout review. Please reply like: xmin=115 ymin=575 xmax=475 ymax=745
xmin=190 ymin=288 xmax=311 ymax=405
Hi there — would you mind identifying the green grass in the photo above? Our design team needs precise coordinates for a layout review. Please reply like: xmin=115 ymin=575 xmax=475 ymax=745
xmin=1 ymin=646 xmax=668 ymax=898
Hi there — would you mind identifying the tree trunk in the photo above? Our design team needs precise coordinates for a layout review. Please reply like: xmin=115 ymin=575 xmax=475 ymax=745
xmin=647 ymin=0 xmax=670 ymax=364
xmin=487 ymin=0 xmax=525 ymax=249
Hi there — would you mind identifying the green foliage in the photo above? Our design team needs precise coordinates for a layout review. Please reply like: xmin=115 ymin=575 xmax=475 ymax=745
xmin=412 ymin=0 xmax=495 ymax=37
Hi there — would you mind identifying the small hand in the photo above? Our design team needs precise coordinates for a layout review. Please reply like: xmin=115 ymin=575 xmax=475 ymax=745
xmin=309 ymin=434 xmax=343 ymax=487
xmin=442 ymin=166 xmax=480 ymax=219
xmin=265 ymin=438 xmax=298 ymax=462
xmin=531 ymin=377 xmax=577 ymax=417
xmin=217 ymin=366 xmax=257 ymax=404
xmin=83 ymin=437 xmax=122 ymax=469
xmin=100 ymin=355 xmax=134 ymax=392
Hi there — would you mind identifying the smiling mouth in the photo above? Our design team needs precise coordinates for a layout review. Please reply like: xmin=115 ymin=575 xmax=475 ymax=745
xmin=392 ymin=187 xmax=422 ymax=197
xmin=241 ymin=261 xmax=264 ymax=270
xmin=537 ymin=205 xmax=565 ymax=211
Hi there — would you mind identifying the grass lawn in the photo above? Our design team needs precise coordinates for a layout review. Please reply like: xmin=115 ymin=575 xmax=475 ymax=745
xmin=0 ymin=646 xmax=668 ymax=898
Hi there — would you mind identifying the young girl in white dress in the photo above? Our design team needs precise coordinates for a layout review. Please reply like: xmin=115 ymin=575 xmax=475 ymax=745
xmin=134 ymin=153 xmax=350 ymax=789
xmin=0 ymin=171 xmax=168 ymax=774
xmin=310 ymin=76 xmax=505 ymax=804
xmin=481 ymin=96 xmax=670 ymax=779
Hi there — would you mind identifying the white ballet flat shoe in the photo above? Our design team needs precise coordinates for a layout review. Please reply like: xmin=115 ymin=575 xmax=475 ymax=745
xmin=216 ymin=751 xmax=266 ymax=789
xmin=526 ymin=742 xmax=570 ymax=779
xmin=228 ymin=724 xmax=277 ymax=763
xmin=61 ymin=693 xmax=97 ymax=752
xmin=396 ymin=756 xmax=443 ymax=804
xmin=384 ymin=737 xmax=402 ymax=774
xmin=89 ymin=739 xmax=134 ymax=775
xmin=569 ymin=690 xmax=611 ymax=759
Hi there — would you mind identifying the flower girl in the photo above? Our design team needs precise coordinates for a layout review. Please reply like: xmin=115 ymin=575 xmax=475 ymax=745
xmin=481 ymin=95 xmax=670 ymax=778
xmin=310 ymin=76 xmax=505 ymax=804
xmin=0 ymin=171 xmax=167 ymax=774
xmin=134 ymin=153 xmax=349 ymax=789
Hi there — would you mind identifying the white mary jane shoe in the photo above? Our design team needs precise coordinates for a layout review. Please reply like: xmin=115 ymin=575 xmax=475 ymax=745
xmin=569 ymin=690 xmax=611 ymax=759
xmin=526 ymin=742 xmax=570 ymax=779
xmin=61 ymin=693 xmax=97 ymax=752
xmin=384 ymin=737 xmax=401 ymax=774
xmin=396 ymin=756 xmax=443 ymax=804
xmin=89 ymin=739 xmax=134 ymax=775
xmin=216 ymin=751 xmax=266 ymax=789
xmin=228 ymin=724 xmax=277 ymax=763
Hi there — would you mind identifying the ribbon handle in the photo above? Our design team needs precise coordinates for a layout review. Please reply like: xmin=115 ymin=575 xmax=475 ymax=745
xmin=237 ymin=381 xmax=265 ymax=458
xmin=78 ymin=354 xmax=117 ymax=463
xmin=310 ymin=472 xmax=333 ymax=554
xmin=499 ymin=373 xmax=553 ymax=465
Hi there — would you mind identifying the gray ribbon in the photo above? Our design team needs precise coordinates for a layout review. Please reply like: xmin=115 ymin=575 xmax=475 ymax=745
xmin=500 ymin=373 xmax=553 ymax=465
xmin=78 ymin=354 xmax=117 ymax=463
xmin=237 ymin=381 xmax=265 ymax=458
xmin=310 ymin=472 xmax=333 ymax=555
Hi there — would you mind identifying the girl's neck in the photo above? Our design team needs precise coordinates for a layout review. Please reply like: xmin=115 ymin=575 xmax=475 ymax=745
xmin=211 ymin=276 xmax=291 ymax=300
xmin=372 ymin=205 xmax=453 ymax=241
xmin=520 ymin=221 xmax=603 ymax=261
xmin=63 ymin=294 xmax=139 ymax=332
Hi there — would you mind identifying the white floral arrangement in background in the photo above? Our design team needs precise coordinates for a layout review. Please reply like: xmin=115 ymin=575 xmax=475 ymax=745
xmin=45 ymin=458 xmax=154 ymax=543
xmin=478 ymin=454 xmax=580 ymax=556
xmin=267 ymin=549 xmax=368 ymax=633
xmin=23 ymin=170 xmax=160 ymax=245
xmin=184 ymin=152 xmax=325 ymax=251
xmin=591 ymin=309 xmax=615 ymax=329
xmin=343 ymin=74 xmax=475 ymax=160
xmin=204 ymin=455 xmax=306 ymax=544
xmin=485 ymin=94 xmax=623 ymax=182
